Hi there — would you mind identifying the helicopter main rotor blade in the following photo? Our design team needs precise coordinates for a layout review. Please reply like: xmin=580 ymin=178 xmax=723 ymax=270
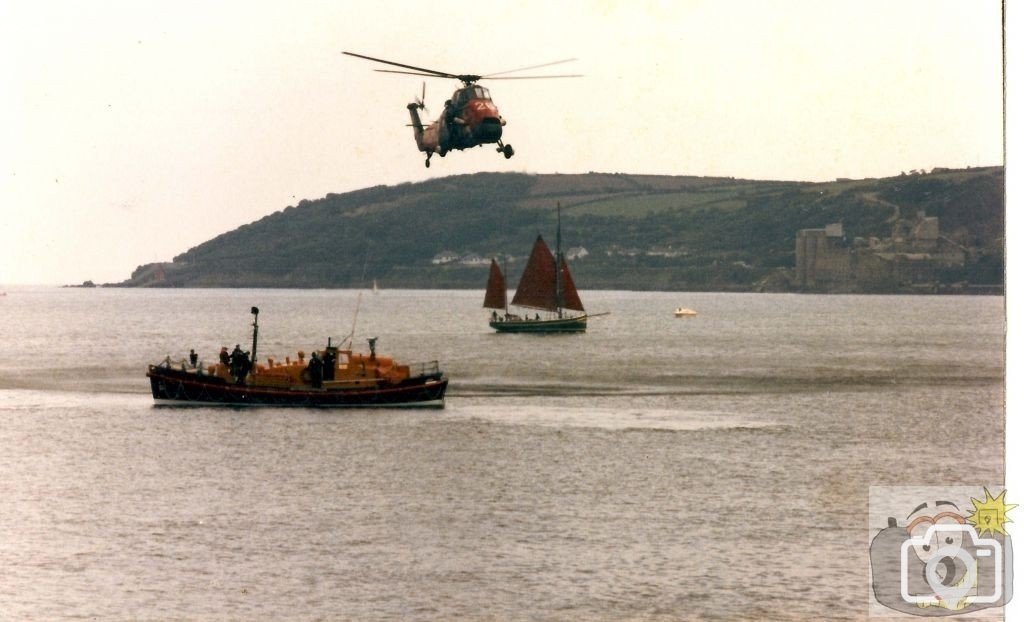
xmin=483 ymin=58 xmax=578 ymax=78
xmin=484 ymin=74 xmax=584 ymax=80
xmin=374 ymin=69 xmax=454 ymax=79
xmin=343 ymin=51 xmax=458 ymax=79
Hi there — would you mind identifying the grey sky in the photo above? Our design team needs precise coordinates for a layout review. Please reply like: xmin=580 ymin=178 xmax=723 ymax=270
xmin=0 ymin=0 xmax=1006 ymax=285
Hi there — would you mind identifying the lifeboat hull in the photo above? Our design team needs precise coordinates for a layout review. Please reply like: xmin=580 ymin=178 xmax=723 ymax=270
xmin=147 ymin=366 xmax=447 ymax=408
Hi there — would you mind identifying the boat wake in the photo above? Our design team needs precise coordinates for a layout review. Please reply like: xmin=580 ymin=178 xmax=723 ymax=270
xmin=446 ymin=404 xmax=779 ymax=432
xmin=451 ymin=366 xmax=1003 ymax=398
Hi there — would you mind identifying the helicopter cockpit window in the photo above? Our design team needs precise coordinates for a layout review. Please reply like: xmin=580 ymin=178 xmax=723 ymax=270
xmin=474 ymin=86 xmax=491 ymax=100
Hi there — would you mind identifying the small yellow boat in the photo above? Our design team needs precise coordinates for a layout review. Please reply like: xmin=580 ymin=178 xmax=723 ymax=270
xmin=674 ymin=307 xmax=698 ymax=317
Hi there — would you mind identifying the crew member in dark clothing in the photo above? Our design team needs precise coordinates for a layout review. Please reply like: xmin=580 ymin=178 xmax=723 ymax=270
xmin=307 ymin=351 xmax=323 ymax=388
xmin=229 ymin=344 xmax=243 ymax=382
xmin=322 ymin=349 xmax=336 ymax=381
xmin=236 ymin=351 xmax=252 ymax=385
xmin=189 ymin=349 xmax=198 ymax=367
xmin=219 ymin=347 xmax=230 ymax=365
xmin=443 ymin=99 xmax=456 ymax=145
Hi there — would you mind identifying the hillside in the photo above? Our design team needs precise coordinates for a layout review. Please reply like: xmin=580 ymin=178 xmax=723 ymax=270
xmin=117 ymin=167 xmax=1004 ymax=293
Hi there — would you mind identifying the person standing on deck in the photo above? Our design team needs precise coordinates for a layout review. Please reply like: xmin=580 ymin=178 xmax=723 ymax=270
xmin=307 ymin=351 xmax=323 ymax=388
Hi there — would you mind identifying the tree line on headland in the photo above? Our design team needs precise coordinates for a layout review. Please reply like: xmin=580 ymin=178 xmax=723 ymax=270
xmin=113 ymin=167 xmax=1004 ymax=293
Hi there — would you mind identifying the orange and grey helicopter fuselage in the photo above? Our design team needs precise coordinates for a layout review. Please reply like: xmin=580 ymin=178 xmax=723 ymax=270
xmin=407 ymin=84 xmax=510 ymax=166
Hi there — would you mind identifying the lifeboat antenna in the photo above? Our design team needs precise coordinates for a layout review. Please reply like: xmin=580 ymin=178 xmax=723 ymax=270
xmin=343 ymin=292 xmax=362 ymax=348
xmin=343 ymin=244 xmax=372 ymax=348
xmin=250 ymin=306 xmax=260 ymax=371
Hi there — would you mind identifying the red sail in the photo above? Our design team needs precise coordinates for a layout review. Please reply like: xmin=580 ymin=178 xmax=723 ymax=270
xmin=558 ymin=256 xmax=585 ymax=312
xmin=511 ymin=235 xmax=559 ymax=311
xmin=483 ymin=258 xmax=507 ymax=310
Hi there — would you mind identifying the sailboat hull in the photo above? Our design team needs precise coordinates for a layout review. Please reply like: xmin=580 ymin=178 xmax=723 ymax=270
xmin=489 ymin=315 xmax=588 ymax=333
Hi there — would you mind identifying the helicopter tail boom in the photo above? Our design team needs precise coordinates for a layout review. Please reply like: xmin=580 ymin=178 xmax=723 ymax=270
xmin=406 ymin=102 xmax=427 ymax=151
xmin=406 ymin=102 xmax=440 ymax=155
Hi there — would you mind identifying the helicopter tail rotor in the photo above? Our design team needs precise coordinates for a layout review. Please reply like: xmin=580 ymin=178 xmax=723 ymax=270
xmin=413 ymin=82 xmax=428 ymax=113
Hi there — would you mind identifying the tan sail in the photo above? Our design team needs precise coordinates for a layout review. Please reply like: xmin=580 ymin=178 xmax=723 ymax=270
xmin=511 ymin=235 xmax=559 ymax=311
xmin=558 ymin=256 xmax=585 ymax=312
xmin=483 ymin=258 xmax=507 ymax=310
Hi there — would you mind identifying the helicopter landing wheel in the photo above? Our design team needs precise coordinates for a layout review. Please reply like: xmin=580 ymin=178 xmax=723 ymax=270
xmin=424 ymin=154 xmax=432 ymax=168
xmin=502 ymin=144 xmax=514 ymax=159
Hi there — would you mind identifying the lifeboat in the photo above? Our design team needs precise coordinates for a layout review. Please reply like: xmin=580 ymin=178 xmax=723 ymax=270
xmin=674 ymin=307 xmax=698 ymax=317
xmin=146 ymin=308 xmax=447 ymax=408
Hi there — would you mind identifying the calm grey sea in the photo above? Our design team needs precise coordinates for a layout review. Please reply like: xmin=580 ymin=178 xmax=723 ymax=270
xmin=0 ymin=288 xmax=1005 ymax=620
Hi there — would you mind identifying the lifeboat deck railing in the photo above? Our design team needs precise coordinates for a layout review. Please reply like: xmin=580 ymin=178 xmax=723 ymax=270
xmin=152 ymin=357 xmax=205 ymax=373
xmin=408 ymin=360 xmax=442 ymax=379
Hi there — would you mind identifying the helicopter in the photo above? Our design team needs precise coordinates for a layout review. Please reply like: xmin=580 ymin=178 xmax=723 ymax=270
xmin=343 ymin=51 xmax=580 ymax=168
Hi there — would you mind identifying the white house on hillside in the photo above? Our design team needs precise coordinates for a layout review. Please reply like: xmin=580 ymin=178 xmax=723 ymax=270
xmin=565 ymin=246 xmax=589 ymax=260
xmin=431 ymin=251 xmax=459 ymax=265
xmin=459 ymin=253 xmax=490 ymax=266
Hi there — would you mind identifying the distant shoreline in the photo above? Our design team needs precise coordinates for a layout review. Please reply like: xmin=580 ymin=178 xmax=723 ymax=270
xmin=84 ymin=168 xmax=1008 ymax=294
xmin=63 ymin=283 xmax=1005 ymax=296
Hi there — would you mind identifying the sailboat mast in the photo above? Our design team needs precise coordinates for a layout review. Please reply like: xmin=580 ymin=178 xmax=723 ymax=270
xmin=503 ymin=255 xmax=509 ymax=316
xmin=555 ymin=203 xmax=562 ymax=317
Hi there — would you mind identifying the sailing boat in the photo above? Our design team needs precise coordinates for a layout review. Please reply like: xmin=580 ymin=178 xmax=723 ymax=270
xmin=484 ymin=204 xmax=591 ymax=333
